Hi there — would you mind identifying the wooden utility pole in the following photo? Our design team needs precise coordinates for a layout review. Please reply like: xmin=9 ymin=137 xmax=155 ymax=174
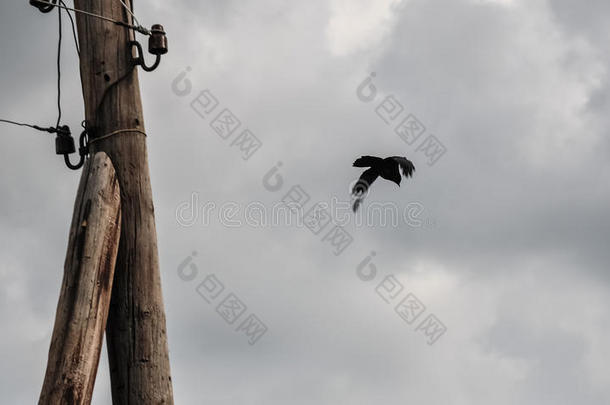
xmin=39 ymin=152 xmax=121 ymax=405
xmin=72 ymin=0 xmax=174 ymax=403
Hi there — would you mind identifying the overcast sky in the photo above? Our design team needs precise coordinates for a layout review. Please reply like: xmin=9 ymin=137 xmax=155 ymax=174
xmin=1 ymin=0 xmax=609 ymax=404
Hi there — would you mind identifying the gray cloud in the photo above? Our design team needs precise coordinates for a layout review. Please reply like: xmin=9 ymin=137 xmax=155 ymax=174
xmin=1 ymin=0 xmax=609 ymax=404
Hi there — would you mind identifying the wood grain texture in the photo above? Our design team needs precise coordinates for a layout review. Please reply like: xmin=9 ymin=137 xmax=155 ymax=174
xmin=39 ymin=152 xmax=121 ymax=405
xmin=73 ymin=1 xmax=174 ymax=403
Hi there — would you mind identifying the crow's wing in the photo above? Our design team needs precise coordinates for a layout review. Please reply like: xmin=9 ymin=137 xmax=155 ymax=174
xmin=353 ymin=155 xmax=384 ymax=168
xmin=391 ymin=156 xmax=415 ymax=178
xmin=352 ymin=168 xmax=379 ymax=196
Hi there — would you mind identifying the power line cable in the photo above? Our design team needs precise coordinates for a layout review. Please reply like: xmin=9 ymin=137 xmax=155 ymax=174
xmin=56 ymin=5 xmax=63 ymax=129
xmin=0 ymin=119 xmax=57 ymax=133
xmin=34 ymin=0 xmax=150 ymax=35
xmin=1 ymin=5 xmax=66 ymax=136
xmin=1 ymin=0 xmax=157 ymax=169
xmin=118 ymin=0 xmax=139 ymax=28
xmin=60 ymin=0 xmax=80 ymax=56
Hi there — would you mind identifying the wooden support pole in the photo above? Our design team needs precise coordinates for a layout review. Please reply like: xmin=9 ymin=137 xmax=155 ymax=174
xmin=39 ymin=152 xmax=121 ymax=405
xmin=73 ymin=1 xmax=174 ymax=403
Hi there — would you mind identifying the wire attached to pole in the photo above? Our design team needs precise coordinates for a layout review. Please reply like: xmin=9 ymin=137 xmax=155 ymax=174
xmin=0 ymin=119 xmax=58 ymax=133
xmin=60 ymin=0 xmax=79 ymax=56
xmin=32 ymin=0 xmax=151 ymax=35
xmin=0 ymin=3 xmax=84 ymax=170
xmin=118 ymin=0 xmax=140 ymax=29
xmin=4 ymin=0 xmax=168 ymax=170
xmin=56 ymin=5 xmax=62 ymax=129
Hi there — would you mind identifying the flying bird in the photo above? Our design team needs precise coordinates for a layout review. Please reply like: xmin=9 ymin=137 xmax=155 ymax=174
xmin=351 ymin=155 xmax=415 ymax=212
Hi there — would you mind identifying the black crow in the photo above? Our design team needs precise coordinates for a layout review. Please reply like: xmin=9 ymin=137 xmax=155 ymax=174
xmin=351 ymin=155 xmax=415 ymax=212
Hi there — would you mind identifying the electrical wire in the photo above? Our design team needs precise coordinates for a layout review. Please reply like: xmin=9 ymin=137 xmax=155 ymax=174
xmin=56 ymin=6 xmax=63 ymax=129
xmin=34 ymin=0 xmax=150 ymax=35
xmin=88 ymin=128 xmax=146 ymax=145
xmin=119 ymin=0 xmax=139 ymax=28
xmin=0 ymin=119 xmax=56 ymax=133
xmin=60 ymin=0 xmax=80 ymax=56
xmin=1 ymin=0 xmax=151 ymax=169
xmin=2 ymin=1 xmax=133 ymax=134
xmin=0 ymin=119 xmax=37 ymax=129
xmin=0 ymin=4 xmax=65 ymax=135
